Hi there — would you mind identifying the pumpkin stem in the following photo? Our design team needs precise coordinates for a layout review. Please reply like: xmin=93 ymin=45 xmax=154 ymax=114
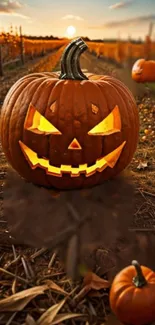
xmin=59 ymin=38 xmax=88 ymax=80
xmin=132 ymin=260 xmax=147 ymax=288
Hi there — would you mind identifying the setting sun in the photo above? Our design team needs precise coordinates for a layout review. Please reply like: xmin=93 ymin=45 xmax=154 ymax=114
xmin=66 ymin=25 xmax=76 ymax=38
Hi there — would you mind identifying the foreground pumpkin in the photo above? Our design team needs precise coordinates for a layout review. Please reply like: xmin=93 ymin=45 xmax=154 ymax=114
xmin=132 ymin=58 xmax=155 ymax=83
xmin=0 ymin=38 xmax=139 ymax=190
xmin=109 ymin=260 xmax=155 ymax=325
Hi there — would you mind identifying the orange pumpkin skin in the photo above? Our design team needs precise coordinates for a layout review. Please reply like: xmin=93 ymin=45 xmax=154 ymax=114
xmin=109 ymin=261 xmax=155 ymax=325
xmin=132 ymin=58 xmax=155 ymax=83
xmin=0 ymin=39 xmax=139 ymax=190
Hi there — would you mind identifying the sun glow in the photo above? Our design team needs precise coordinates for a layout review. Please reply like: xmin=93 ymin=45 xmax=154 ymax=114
xmin=66 ymin=25 xmax=76 ymax=38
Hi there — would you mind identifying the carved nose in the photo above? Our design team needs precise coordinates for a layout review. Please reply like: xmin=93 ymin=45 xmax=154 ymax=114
xmin=68 ymin=138 xmax=82 ymax=150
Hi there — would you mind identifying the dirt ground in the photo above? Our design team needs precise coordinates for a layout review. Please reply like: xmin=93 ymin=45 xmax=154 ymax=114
xmin=0 ymin=50 xmax=155 ymax=325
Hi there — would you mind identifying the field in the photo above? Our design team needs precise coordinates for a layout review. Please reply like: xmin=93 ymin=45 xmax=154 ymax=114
xmin=0 ymin=40 xmax=155 ymax=324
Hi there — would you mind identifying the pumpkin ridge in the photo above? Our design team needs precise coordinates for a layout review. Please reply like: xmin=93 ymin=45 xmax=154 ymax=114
xmin=82 ymin=81 xmax=102 ymax=170
xmin=70 ymin=82 xmax=86 ymax=188
xmin=110 ymin=282 xmax=133 ymax=307
xmin=1 ymin=77 xmax=36 ymax=143
xmin=78 ymin=83 xmax=87 ymax=188
xmin=31 ymin=78 xmax=59 ymax=159
xmin=107 ymin=79 xmax=138 ymax=165
xmin=47 ymin=80 xmax=73 ymax=181
xmin=115 ymin=285 xmax=134 ymax=309
xmin=97 ymin=81 xmax=127 ymax=177
xmin=110 ymin=82 xmax=135 ymax=166
xmin=79 ymin=81 xmax=91 ymax=187
xmin=91 ymin=82 xmax=110 ymax=183
xmin=24 ymin=77 xmax=59 ymax=187
xmin=1 ymin=77 xmax=41 ymax=165
xmin=45 ymin=79 xmax=62 ymax=187
xmin=10 ymin=78 xmax=48 ymax=173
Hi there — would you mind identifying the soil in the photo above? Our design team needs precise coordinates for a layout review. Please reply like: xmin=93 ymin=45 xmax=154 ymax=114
xmin=0 ymin=50 xmax=155 ymax=325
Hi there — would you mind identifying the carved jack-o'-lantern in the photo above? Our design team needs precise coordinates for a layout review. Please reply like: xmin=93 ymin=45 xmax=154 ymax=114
xmin=0 ymin=38 xmax=139 ymax=190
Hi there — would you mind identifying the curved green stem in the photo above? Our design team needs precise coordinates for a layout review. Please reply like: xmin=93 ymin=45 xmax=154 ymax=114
xmin=72 ymin=40 xmax=89 ymax=79
xmin=132 ymin=260 xmax=147 ymax=288
xmin=59 ymin=37 xmax=88 ymax=80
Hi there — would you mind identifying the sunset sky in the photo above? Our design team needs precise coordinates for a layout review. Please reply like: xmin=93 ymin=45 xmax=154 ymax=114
xmin=0 ymin=0 xmax=155 ymax=40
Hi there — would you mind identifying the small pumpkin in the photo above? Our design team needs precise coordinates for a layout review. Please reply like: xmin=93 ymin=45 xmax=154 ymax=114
xmin=0 ymin=38 xmax=139 ymax=190
xmin=132 ymin=58 xmax=155 ymax=83
xmin=109 ymin=260 xmax=155 ymax=325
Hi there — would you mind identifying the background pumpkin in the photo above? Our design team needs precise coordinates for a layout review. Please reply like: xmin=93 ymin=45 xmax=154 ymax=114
xmin=109 ymin=260 xmax=155 ymax=325
xmin=0 ymin=38 xmax=139 ymax=190
xmin=132 ymin=58 xmax=155 ymax=83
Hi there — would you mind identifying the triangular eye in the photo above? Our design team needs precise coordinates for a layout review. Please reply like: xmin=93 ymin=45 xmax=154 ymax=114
xmin=88 ymin=105 xmax=121 ymax=136
xmin=24 ymin=103 xmax=61 ymax=135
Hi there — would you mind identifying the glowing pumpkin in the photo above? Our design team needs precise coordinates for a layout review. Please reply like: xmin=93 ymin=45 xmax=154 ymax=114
xmin=0 ymin=38 xmax=139 ymax=190
xmin=132 ymin=58 xmax=155 ymax=83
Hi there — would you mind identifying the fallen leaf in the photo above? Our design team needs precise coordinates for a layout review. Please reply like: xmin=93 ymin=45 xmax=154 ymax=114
xmin=88 ymin=291 xmax=109 ymax=298
xmin=43 ymin=280 xmax=68 ymax=296
xmin=25 ymin=314 xmax=37 ymax=325
xmin=0 ymin=284 xmax=50 ymax=312
xmin=83 ymin=271 xmax=110 ymax=290
xmin=36 ymin=299 xmax=66 ymax=325
xmin=137 ymin=161 xmax=148 ymax=170
xmin=51 ymin=313 xmax=83 ymax=324
xmin=74 ymin=272 xmax=110 ymax=303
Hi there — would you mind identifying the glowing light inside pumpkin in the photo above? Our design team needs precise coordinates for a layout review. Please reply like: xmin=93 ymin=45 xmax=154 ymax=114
xmin=68 ymin=138 xmax=82 ymax=150
xmin=19 ymin=140 xmax=126 ymax=178
xmin=88 ymin=105 xmax=121 ymax=136
xmin=20 ymin=103 xmax=126 ymax=178
xmin=24 ymin=103 xmax=61 ymax=135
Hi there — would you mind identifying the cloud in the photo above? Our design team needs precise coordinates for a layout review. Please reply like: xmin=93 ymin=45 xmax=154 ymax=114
xmin=109 ymin=0 xmax=133 ymax=9
xmin=0 ymin=0 xmax=22 ymax=12
xmin=1 ymin=11 xmax=29 ymax=19
xmin=89 ymin=14 xmax=155 ymax=29
xmin=61 ymin=14 xmax=84 ymax=21
xmin=109 ymin=0 xmax=133 ymax=10
xmin=0 ymin=0 xmax=29 ymax=19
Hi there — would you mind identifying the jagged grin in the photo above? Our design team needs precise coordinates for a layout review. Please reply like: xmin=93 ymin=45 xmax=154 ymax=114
xmin=19 ymin=141 xmax=126 ymax=178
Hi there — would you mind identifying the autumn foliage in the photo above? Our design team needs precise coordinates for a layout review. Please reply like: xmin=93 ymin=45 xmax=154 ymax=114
xmin=0 ymin=31 xmax=67 ymax=64
xmin=87 ymin=39 xmax=155 ymax=64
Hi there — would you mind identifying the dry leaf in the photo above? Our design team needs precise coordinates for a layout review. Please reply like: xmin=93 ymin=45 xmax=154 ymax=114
xmin=74 ymin=272 xmax=110 ymax=303
xmin=51 ymin=313 xmax=83 ymax=324
xmin=83 ymin=271 xmax=110 ymax=290
xmin=137 ymin=161 xmax=148 ymax=170
xmin=25 ymin=314 xmax=37 ymax=325
xmin=36 ymin=299 xmax=66 ymax=325
xmin=0 ymin=284 xmax=50 ymax=312
xmin=88 ymin=291 xmax=109 ymax=298
xmin=43 ymin=280 xmax=68 ymax=296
